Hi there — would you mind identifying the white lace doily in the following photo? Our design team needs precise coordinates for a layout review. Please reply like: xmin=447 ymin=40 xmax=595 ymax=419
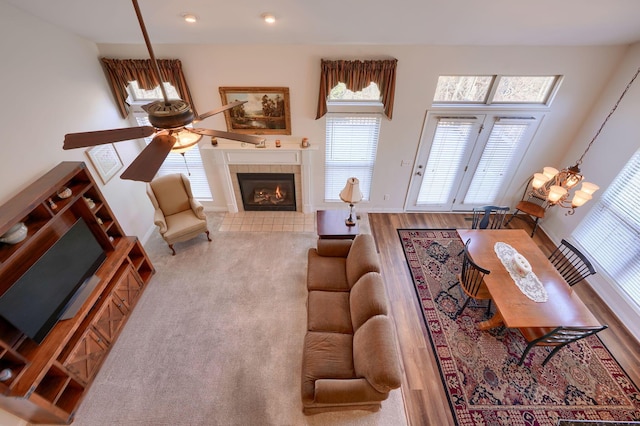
xmin=494 ymin=242 xmax=548 ymax=302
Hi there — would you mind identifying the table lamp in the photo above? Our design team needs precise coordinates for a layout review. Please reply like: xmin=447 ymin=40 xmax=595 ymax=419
xmin=339 ymin=177 xmax=363 ymax=226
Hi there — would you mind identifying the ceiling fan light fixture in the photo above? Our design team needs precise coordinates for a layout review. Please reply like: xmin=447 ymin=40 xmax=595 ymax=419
xmin=261 ymin=13 xmax=276 ymax=24
xmin=183 ymin=14 xmax=197 ymax=23
xmin=169 ymin=129 xmax=202 ymax=154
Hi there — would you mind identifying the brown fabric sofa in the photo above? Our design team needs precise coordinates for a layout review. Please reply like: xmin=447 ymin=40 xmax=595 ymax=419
xmin=302 ymin=234 xmax=402 ymax=414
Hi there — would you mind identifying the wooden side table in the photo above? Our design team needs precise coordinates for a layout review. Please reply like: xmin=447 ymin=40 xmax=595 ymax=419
xmin=316 ymin=210 xmax=359 ymax=239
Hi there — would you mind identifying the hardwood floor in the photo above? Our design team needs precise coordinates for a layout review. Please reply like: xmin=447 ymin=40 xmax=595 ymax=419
xmin=368 ymin=212 xmax=640 ymax=426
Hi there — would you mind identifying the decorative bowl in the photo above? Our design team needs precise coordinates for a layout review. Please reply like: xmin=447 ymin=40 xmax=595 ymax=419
xmin=57 ymin=187 xmax=72 ymax=199
xmin=512 ymin=253 xmax=532 ymax=276
xmin=0 ymin=222 xmax=28 ymax=245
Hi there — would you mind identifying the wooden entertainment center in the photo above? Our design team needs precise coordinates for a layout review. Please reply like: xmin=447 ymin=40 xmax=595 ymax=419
xmin=0 ymin=161 xmax=154 ymax=424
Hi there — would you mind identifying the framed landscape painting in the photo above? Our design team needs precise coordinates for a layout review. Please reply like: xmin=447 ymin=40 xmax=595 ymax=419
xmin=219 ymin=86 xmax=291 ymax=135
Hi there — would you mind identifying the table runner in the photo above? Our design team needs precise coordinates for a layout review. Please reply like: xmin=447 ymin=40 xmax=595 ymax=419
xmin=494 ymin=241 xmax=548 ymax=302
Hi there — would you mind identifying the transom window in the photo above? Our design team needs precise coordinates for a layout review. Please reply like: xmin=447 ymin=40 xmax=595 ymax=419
xmin=434 ymin=75 xmax=561 ymax=105
xmin=329 ymin=82 xmax=381 ymax=101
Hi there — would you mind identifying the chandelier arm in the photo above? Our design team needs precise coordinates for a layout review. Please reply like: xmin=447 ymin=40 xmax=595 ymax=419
xmin=577 ymin=67 xmax=640 ymax=166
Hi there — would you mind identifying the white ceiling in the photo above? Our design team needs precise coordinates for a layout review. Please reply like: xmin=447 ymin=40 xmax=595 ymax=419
xmin=5 ymin=0 xmax=640 ymax=46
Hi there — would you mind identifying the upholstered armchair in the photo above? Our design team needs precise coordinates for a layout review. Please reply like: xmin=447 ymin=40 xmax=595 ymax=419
xmin=146 ymin=173 xmax=211 ymax=255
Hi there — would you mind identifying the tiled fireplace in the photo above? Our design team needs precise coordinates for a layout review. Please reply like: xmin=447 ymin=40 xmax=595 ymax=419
xmin=205 ymin=139 xmax=316 ymax=213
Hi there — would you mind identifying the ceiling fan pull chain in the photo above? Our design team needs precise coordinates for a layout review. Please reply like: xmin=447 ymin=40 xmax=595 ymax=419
xmin=181 ymin=153 xmax=191 ymax=176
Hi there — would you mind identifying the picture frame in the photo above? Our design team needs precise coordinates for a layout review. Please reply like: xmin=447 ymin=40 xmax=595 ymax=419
xmin=219 ymin=86 xmax=291 ymax=135
xmin=86 ymin=144 xmax=123 ymax=184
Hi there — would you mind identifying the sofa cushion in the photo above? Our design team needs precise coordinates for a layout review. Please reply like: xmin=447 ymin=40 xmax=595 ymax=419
xmin=345 ymin=235 xmax=381 ymax=288
xmin=353 ymin=315 xmax=402 ymax=394
xmin=301 ymin=332 xmax=355 ymax=403
xmin=308 ymin=291 xmax=352 ymax=333
xmin=350 ymin=272 xmax=389 ymax=331
xmin=307 ymin=249 xmax=349 ymax=291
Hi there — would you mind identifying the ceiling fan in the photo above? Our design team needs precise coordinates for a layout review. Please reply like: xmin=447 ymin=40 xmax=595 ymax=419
xmin=63 ymin=0 xmax=265 ymax=182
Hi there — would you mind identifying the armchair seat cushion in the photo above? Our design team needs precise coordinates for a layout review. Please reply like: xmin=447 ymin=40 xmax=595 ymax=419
xmin=163 ymin=210 xmax=208 ymax=243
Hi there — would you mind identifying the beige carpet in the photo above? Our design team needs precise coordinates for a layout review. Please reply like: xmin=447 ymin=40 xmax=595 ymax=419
xmin=68 ymin=213 xmax=406 ymax=426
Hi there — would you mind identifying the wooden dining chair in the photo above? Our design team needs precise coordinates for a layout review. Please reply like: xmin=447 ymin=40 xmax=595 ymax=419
xmin=452 ymin=239 xmax=493 ymax=318
xmin=471 ymin=205 xmax=511 ymax=230
xmin=517 ymin=325 xmax=608 ymax=366
xmin=548 ymin=239 xmax=596 ymax=286
xmin=505 ymin=176 xmax=550 ymax=237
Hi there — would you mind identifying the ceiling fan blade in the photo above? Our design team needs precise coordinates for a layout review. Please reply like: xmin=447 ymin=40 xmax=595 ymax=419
xmin=193 ymin=100 xmax=247 ymax=123
xmin=189 ymin=128 xmax=265 ymax=145
xmin=64 ymin=126 xmax=156 ymax=149
xmin=120 ymin=134 xmax=176 ymax=182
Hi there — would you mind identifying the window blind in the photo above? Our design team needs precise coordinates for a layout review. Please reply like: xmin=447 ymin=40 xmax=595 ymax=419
xmin=416 ymin=119 xmax=475 ymax=205
xmin=573 ymin=149 xmax=640 ymax=306
xmin=324 ymin=114 xmax=381 ymax=201
xmin=463 ymin=119 xmax=531 ymax=205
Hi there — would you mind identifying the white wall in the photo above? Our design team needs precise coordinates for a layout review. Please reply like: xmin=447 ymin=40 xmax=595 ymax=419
xmin=97 ymin=43 xmax=628 ymax=214
xmin=0 ymin=2 xmax=154 ymax=240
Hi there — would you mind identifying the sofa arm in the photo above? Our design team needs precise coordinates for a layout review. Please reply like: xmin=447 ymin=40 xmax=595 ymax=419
xmin=190 ymin=198 xmax=206 ymax=220
xmin=316 ymin=239 xmax=353 ymax=257
xmin=314 ymin=378 xmax=388 ymax=404
xmin=153 ymin=209 xmax=167 ymax=234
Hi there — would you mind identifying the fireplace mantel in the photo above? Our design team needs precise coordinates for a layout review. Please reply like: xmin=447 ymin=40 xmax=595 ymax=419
xmin=202 ymin=139 xmax=317 ymax=213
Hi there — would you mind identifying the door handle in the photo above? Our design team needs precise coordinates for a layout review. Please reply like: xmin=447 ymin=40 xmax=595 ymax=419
xmin=416 ymin=171 xmax=423 ymax=176
xmin=415 ymin=164 xmax=424 ymax=176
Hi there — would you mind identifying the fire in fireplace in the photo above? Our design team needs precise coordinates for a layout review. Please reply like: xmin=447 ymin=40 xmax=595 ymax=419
xmin=237 ymin=173 xmax=296 ymax=211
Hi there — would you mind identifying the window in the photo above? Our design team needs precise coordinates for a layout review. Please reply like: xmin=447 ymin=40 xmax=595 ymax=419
xmin=324 ymin=83 xmax=382 ymax=201
xmin=434 ymin=75 xmax=560 ymax=105
xmin=409 ymin=113 xmax=542 ymax=210
xmin=127 ymin=82 xmax=212 ymax=200
xmin=573 ymin=149 xmax=640 ymax=307
xmin=325 ymin=114 xmax=381 ymax=201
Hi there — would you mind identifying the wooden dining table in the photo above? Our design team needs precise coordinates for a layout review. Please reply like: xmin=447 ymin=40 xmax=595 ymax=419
xmin=457 ymin=229 xmax=601 ymax=331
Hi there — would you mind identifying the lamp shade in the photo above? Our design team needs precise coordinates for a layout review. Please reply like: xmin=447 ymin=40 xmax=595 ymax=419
xmin=571 ymin=190 xmax=592 ymax=207
xmin=580 ymin=181 xmax=600 ymax=195
xmin=542 ymin=167 xmax=559 ymax=179
xmin=548 ymin=185 xmax=568 ymax=203
xmin=339 ymin=177 xmax=363 ymax=204
xmin=532 ymin=173 xmax=549 ymax=189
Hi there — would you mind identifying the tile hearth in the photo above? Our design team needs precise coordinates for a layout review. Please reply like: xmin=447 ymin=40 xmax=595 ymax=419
xmin=217 ymin=211 xmax=371 ymax=234
xmin=218 ymin=211 xmax=315 ymax=233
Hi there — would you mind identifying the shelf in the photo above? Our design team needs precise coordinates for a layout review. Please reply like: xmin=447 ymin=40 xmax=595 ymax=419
xmin=0 ymin=161 xmax=155 ymax=424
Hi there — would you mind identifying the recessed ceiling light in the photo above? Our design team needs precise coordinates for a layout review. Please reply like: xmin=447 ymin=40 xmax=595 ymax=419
xmin=183 ymin=14 xmax=197 ymax=23
xmin=261 ymin=13 xmax=276 ymax=24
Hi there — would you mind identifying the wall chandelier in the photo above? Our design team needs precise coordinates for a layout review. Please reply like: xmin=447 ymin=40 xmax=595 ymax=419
xmin=528 ymin=67 xmax=640 ymax=215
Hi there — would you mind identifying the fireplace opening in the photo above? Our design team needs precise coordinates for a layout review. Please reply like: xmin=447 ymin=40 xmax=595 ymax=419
xmin=237 ymin=173 xmax=296 ymax=211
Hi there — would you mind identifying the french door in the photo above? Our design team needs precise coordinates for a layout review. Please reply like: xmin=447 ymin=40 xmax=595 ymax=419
xmin=406 ymin=111 xmax=544 ymax=211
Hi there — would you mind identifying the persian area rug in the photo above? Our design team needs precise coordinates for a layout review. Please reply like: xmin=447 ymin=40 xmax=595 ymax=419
xmin=398 ymin=229 xmax=640 ymax=426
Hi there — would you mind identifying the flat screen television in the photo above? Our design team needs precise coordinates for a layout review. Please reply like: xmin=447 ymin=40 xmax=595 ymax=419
xmin=0 ymin=217 xmax=106 ymax=344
